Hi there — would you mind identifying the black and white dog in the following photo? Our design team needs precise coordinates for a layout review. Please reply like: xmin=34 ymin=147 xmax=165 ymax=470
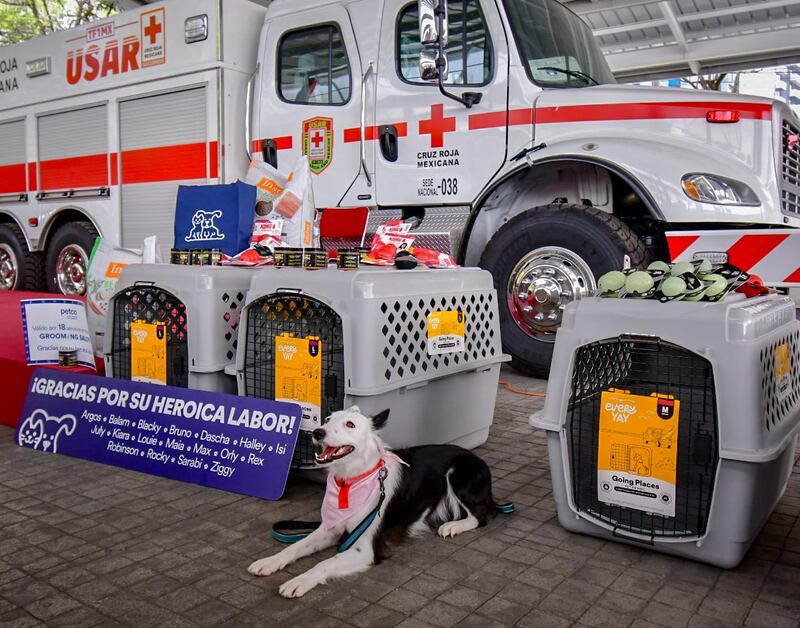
xmin=248 ymin=406 xmax=501 ymax=598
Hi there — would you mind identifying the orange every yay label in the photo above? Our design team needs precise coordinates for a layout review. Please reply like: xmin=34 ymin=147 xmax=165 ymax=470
xmin=597 ymin=389 xmax=680 ymax=518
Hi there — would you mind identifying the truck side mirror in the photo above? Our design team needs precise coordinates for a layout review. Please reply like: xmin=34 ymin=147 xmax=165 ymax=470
xmin=420 ymin=49 xmax=442 ymax=81
xmin=419 ymin=0 xmax=447 ymax=46
xmin=418 ymin=0 xmax=448 ymax=81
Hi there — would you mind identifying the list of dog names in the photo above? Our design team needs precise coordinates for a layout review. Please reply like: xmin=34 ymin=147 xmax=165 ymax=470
xmin=17 ymin=371 xmax=301 ymax=500
xmin=85 ymin=410 xmax=289 ymax=479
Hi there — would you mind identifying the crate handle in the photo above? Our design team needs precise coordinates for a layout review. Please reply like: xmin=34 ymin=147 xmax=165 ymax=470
xmin=612 ymin=527 xmax=655 ymax=545
xmin=617 ymin=334 xmax=662 ymax=350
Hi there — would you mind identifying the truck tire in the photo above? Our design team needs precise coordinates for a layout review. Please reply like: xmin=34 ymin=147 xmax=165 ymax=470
xmin=45 ymin=221 xmax=99 ymax=296
xmin=0 ymin=222 xmax=44 ymax=291
xmin=479 ymin=203 xmax=646 ymax=378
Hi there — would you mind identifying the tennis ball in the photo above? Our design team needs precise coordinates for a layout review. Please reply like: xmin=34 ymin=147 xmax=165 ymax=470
xmin=661 ymin=276 xmax=686 ymax=298
xmin=703 ymin=273 xmax=728 ymax=297
xmin=647 ymin=261 xmax=670 ymax=273
xmin=598 ymin=270 xmax=626 ymax=293
xmin=625 ymin=271 xmax=655 ymax=296
xmin=670 ymin=261 xmax=695 ymax=276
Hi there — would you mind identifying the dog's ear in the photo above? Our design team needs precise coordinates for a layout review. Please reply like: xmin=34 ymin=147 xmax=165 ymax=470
xmin=349 ymin=405 xmax=361 ymax=414
xmin=371 ymin=409 xmax=390 ymax=430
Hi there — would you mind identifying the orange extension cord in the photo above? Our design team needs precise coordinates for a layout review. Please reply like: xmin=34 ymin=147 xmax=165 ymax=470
xmin=499 ymin=380 xmax=546 ymax=398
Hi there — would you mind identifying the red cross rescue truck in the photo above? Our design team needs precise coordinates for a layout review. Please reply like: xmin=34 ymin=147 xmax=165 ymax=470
xmin=0 ymin=0 xmax=798 ymax=374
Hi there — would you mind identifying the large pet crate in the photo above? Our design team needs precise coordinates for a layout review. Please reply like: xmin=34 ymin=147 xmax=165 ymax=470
xmin=532 ymin=295 xmax=800 ymax=568
xmin=236 ymin=267 xmax=507 ymax=468
xmin=104 ymin=265 xmax=254 ymax=392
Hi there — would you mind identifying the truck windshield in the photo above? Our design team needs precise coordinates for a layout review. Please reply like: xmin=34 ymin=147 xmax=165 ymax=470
xmin=503 ymin=0 xmax=616 ymax=88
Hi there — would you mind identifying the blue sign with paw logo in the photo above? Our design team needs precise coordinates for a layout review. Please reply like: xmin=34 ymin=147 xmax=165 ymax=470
xmin=174 ymin=180 xmax=256 ymax=256
xmin=16 ymin=370 xmax=301 ymax=500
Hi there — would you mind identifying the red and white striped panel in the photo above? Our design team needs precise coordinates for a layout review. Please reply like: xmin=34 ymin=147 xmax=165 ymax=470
xmin=667 ymin=229 xmax=800 ymax=286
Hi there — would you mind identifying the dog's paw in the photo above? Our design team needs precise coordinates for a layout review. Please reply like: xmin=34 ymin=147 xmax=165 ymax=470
xmin=248 ymin=555 xmax=287 ymax=577
xmin=438 ymin=520 xmax=470 ymax=538
xmin=279 ymin=574 xmax=316 ymax=598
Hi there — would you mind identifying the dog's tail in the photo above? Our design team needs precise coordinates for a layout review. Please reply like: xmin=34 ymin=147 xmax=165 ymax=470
xmin=493 ymin=499 xmax=515 ymax=514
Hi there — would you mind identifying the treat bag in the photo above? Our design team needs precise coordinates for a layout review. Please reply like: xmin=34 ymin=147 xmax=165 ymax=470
xmin=272 ymin=156 xmax=316 ymax=248
xmin=86 ymin=236 xmax=160 ymax=355
xmin=245 ymin=159 xmax=288 ymax=217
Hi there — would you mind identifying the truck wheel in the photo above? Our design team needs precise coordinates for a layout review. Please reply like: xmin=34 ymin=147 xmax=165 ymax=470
xmin=0 ymin=223 xmax=44 ymax=291
xmin=479 ymin=203 xmax=646 ymax=378
xmin=45 ymin=221 xmax=98 ymax=295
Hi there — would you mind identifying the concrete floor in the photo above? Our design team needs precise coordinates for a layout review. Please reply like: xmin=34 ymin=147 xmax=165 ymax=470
xmin=0 ymin=367 xmax=798 ymax=627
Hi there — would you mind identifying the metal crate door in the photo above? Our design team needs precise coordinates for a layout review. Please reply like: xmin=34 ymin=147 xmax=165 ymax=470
xmin=567 ymin=337 xmax=719 ymax=539
xmin=243 ymin=294 xmax=345 ymax=467
xmin=111 ymin=286 xmax=189 ymax=387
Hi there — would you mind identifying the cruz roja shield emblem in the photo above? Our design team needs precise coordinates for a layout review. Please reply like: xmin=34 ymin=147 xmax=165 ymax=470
xmin=302 ymin=117 xmax=333 ymax=174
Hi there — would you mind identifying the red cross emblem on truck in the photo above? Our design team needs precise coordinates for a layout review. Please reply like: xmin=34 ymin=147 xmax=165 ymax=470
xmin=302 ymin=117 xmax=334 ymax=175
xmin=144 ymin=14 xmax=162 ymax=45
xmin=419 ymin=104 xmax=456 ymax=148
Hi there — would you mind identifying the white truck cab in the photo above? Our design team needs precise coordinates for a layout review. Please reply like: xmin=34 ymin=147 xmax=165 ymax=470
xmin=1 ymin=0 xmax=798 ymax=375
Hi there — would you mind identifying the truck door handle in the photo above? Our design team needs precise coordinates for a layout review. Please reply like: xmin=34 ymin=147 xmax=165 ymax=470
xmin=379 ymin=125 xmax=399 ymax=162
xmin=261 ymin=139 xmax=278 ymax=169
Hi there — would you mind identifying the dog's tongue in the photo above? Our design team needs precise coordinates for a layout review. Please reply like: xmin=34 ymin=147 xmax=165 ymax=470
xmin=322 ymin=446 xmax=338 ymax=459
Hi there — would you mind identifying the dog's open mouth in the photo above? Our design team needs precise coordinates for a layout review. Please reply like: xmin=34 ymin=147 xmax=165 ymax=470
xmin=314 ymin=445 xmax=354 ymax=464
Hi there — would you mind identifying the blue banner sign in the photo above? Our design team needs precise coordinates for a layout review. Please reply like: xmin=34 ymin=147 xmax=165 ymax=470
xmin=16 ymin=370 xmax=301 ymax=500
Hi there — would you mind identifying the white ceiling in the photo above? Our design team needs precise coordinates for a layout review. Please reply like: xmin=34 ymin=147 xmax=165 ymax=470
xmin=562 ymin=0 xmax=800 ymax=81
xmin=119 ymin=0 xmax=800 ymax=81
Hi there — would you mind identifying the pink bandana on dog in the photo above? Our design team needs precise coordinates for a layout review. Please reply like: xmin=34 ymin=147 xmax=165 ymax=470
xmin=321 ymin=451 xmax=407 ymax=530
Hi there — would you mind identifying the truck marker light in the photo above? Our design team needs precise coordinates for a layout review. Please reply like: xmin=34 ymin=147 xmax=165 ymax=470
xmin=706 ymin=110 xmax=740 ymax=123
xmin=185 ymin=15 xmax=208 ymax=44
xmin=26 ymin=57 xmax=51 ymax=77
xmin=28 ymin=218 xmax=39 ymax=227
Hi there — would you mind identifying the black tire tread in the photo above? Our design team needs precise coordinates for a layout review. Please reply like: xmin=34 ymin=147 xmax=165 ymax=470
xmin=481 ymin=203 xmax=647 ymax=270
xmin=0 ymin=221 xmax=45 ymax=291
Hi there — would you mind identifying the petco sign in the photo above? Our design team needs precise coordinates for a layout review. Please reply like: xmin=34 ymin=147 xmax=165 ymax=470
xmin=17 ymin=371 xmax=301 ymax=500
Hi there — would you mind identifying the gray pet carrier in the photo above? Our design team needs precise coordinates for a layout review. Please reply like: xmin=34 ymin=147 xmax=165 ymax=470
xmin=236 ymin=266 xmax=507 ymax=468
xmin=104 ymin=265 xmax=254 ymax=393
xmin=532 ymin=294 xmax=800 ymax=568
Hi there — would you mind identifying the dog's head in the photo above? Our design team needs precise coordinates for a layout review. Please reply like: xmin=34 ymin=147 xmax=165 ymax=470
xmin=312 ymin=406 xmax=389 ymax=474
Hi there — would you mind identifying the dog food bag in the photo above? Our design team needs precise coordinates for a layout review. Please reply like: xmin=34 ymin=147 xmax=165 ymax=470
xmin=271 ymin=156 xmax=316 ymax=248
xmin=86 ymin=236 xmax=160 ymax=355
xmin=245 ymin=159 xmax=287 ymax=216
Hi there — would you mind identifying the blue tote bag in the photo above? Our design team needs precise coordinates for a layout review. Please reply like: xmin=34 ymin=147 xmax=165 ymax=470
xmin=174 ymin=181 xmax=256 ymax=256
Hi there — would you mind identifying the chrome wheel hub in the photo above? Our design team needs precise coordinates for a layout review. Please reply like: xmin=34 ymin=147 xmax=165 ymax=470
xmin=507 ymin=246 xmax=596 ymax=341
xmin=0 ymin=244 xmax=18 ymax=291
xmin=56 ymin=244 xmax=88 ymax=295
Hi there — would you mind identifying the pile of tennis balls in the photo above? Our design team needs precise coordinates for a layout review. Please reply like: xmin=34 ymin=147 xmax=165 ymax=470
xmin=598 ymin=259 xmax=742 ymax=302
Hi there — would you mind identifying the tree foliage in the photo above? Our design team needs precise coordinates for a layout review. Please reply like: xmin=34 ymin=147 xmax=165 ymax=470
xmin=0 ymin=1 xmax=119 ymax=46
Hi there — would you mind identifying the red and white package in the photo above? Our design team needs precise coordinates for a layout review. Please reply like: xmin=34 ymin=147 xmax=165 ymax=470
xmin=362 ymin=220 xmax=415 ymax=265
xmin=369 ymin=220 xmax=412 ymax=248
xmin=221 ymin=247 xmax=273 ymax=267
xmin=411 ymin=247 xmax=459 ymax=268
xmin=251 ymin=218 xmax=284 ymax=248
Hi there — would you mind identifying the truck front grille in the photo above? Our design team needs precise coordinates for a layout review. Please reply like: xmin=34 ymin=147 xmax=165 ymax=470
xmin=782 ymin=118 xmax=800 ymax=217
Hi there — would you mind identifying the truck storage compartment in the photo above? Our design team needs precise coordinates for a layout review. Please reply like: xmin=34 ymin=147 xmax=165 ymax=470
xmin=236 ymin=267 xmax=508 ymax=468
xmin=104 ymin=265 xmax=253 ymax=392
xmin=532 ymin=295 xmax=800 ymax=567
